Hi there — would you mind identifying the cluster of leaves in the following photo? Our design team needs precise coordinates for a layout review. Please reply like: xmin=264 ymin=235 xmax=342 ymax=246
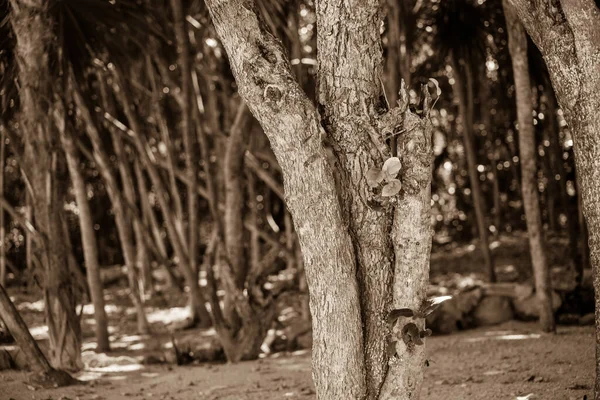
xmin=367 ymin=157 xmax=403 ymax=201
xmin=386 ymin=295 xmax=451 ymax=355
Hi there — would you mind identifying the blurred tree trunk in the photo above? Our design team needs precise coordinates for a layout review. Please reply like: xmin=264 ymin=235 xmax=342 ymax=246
xmin=451 ymin=54 xmax=496 ymax=282
xmin=479 ymin=66 xmax=502 ymax=234
xmin=0 ymin=128 xmax=5 ymax=286
xmin=386 ymin=0 xmax=412 ymax=96
xmin=170 ymin=0 xmax=199 ymax=283
xmin=9 ymin=0 xmax=82 ymax=371
xmin=506 ymin=0 xmax=600 ymax=393
xmin=504 ymin=0 xmax=555 ymax=332
xmin=545 ymin=82 xmax=581 ymax=282
xmin=57 ymin=116 xmax=111 ymax=352
xmin=74 ymin=81 xmax=150 ymax=334
xmin=206 ymin=0 xmax=434 ymax=398
xmin=0 ymin=283 xmax=52 ymax=372
xmin=110 ymin=71 xmax=212 ymax=328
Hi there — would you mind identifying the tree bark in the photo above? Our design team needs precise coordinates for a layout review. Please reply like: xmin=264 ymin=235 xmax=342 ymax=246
xmin=10 ymin=0 xmax=82 ymax=371
xmin=504 ymin=0 xmax=555 ymax=332
xmin=506 ymin=0 xmax=600 ymax=394
xmin=205 ymin=0 xmax=434 ymax=398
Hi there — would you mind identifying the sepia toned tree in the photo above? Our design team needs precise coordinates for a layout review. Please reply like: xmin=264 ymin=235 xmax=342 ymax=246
xmin=205 ymin=0 xmax=436 ymax=398
xmin=503 ymin=0 xmax=555 ymax=333
xmin=505 ymin=0 xmax=600 ymax=394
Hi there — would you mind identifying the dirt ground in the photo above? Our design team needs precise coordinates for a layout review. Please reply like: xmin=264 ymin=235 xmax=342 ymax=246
xmin=0 ymin=321 xmax=593 ymax=400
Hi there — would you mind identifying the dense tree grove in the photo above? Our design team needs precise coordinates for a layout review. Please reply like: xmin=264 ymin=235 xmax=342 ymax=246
xmin=0 ymin=0 xmax=598 ymax=399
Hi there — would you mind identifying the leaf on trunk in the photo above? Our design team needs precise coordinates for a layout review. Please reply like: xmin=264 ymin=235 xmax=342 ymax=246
xmin=387 ymin=308 xmax=414 ymax=323
xmin=402 ymin=323 xmax=423 ymax=346
xmin=387 ymin=339 xmax=398 ymax=358
xmin=419 ymin=295 xmax=452 ymax=317
xmin=429 ymin=78 xmax=442 ymax=97
xmin=381 ymin=179 xmax=402 ymax=197
xmin=366 ymin=168 xmax=384 ymax=187
xmin=382 ymin=157 xmax=402 ymax=177
xmin=419 ymin=328 xmax=432 ymax=338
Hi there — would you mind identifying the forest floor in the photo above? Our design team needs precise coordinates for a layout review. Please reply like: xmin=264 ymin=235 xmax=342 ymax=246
xmin=0 ymin=321 xmax=593 ymax=400
xmin=0 ymin=233 xmax=594 ymax=399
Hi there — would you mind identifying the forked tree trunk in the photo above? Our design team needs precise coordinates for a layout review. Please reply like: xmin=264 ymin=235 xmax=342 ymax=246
xmin=205 ymin=0 xmax=434 ymax=398
xmin=504 ymin=1 xmax=555 ymax=332
xmin=10 ymin=0 xmax=82 ymax=371
xmin=451 ymin=54 xmax=496 ymax=282
xmin=506 ymin=0 xmax=600 ymax=394
xmin=57 ymin=115 xmax=111 ymax=351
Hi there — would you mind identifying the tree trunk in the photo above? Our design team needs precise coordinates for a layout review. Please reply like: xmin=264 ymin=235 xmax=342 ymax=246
xmin=0 ymin=128 xmax=5 ymax=286
xmin=73 ymin=81 xmax=150 ymax=334
xmin=57 ymin=115 xmax=111 ymax=351
xmin=9 ymin=0 xmax=82 ymax=371
xmin=170 ymin=0 xmax=200 ymax=282
xmin=205 ymin=1 xmax=434 ymax=398
xmin=506 ymin=0 xmax=600 ymax=394
xmin=451 ymin=54 xmax=496 ymax=282
xmin=504 ymin=0 xmax=555 ymax=332
xmin=0 ymin=283 xmax=52 ymax=372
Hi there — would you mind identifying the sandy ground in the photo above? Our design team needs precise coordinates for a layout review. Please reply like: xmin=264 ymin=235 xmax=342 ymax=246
xmin=0 ymin=321 xmax=593 ymax=400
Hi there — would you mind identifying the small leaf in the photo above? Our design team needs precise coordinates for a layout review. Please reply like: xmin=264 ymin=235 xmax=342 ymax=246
xmin=419 ymin=328 xmax=432 ymax=338
xmin=429 ymin=78 xmax=442 ymax=97
xmin=381 ymin=179 xmax=402 ymax=197
xmin=402 ymin=323 xmax=422 ymax=345
xmin=382 ymin=157 xmax=402 ymax=177
xmin=366 ymin=168 xmax=384 ymax=187
xmin=387 ymin=308 xmax=414 ymax=323
xmin=419 ymin=295 xmax=452 ymax=317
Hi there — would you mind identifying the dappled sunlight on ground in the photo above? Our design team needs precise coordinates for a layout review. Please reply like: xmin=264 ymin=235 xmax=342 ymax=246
xmin=464 ymin=330 xmax=542 ymax=343
xmin=146 ymin=306 xmax=190 ymax=325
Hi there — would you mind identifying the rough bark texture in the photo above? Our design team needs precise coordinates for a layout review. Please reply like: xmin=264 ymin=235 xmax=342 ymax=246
xmin=205 ymin=1 xmax=367 ymax=396
xmin=57 ymin=113 xmax=111 ymax=351
xmin=380 ymin=95 xmax=433 ymax=400
xmin=10 ymin=0 xmax=82 ymax=371
xmin=504 ymin=0 xmax=555 ymax=333
xmin=316 ymin=3 xmax=394 ymax=396
xmin=205 ymin=0 xmax=434 ymax=398
xmin=506 ymin=0 xmax=600 ymax=394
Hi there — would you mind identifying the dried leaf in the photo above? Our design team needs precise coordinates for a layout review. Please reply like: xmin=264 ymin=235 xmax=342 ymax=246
xmin=419 ymin=328 xmax=432 ymax=338
xmin=381 ymin=179 xmax=402 ymax=197
xmin=420 ymin=295 xmax=452 ymax=316
xmin=429 ymin=78 xmax=442 ymax=97
xmin=387 ymin=308 xmax=414 ymax=323
xmin=366 ymin=168 xmax=384 ymax=187
xmin=382 ymin=157 xmax=402 ymax=177
xmin=401 ymin=322 xmax=421 ymax=345
xmin=387 ymin=340 xmax=398 ymax=358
